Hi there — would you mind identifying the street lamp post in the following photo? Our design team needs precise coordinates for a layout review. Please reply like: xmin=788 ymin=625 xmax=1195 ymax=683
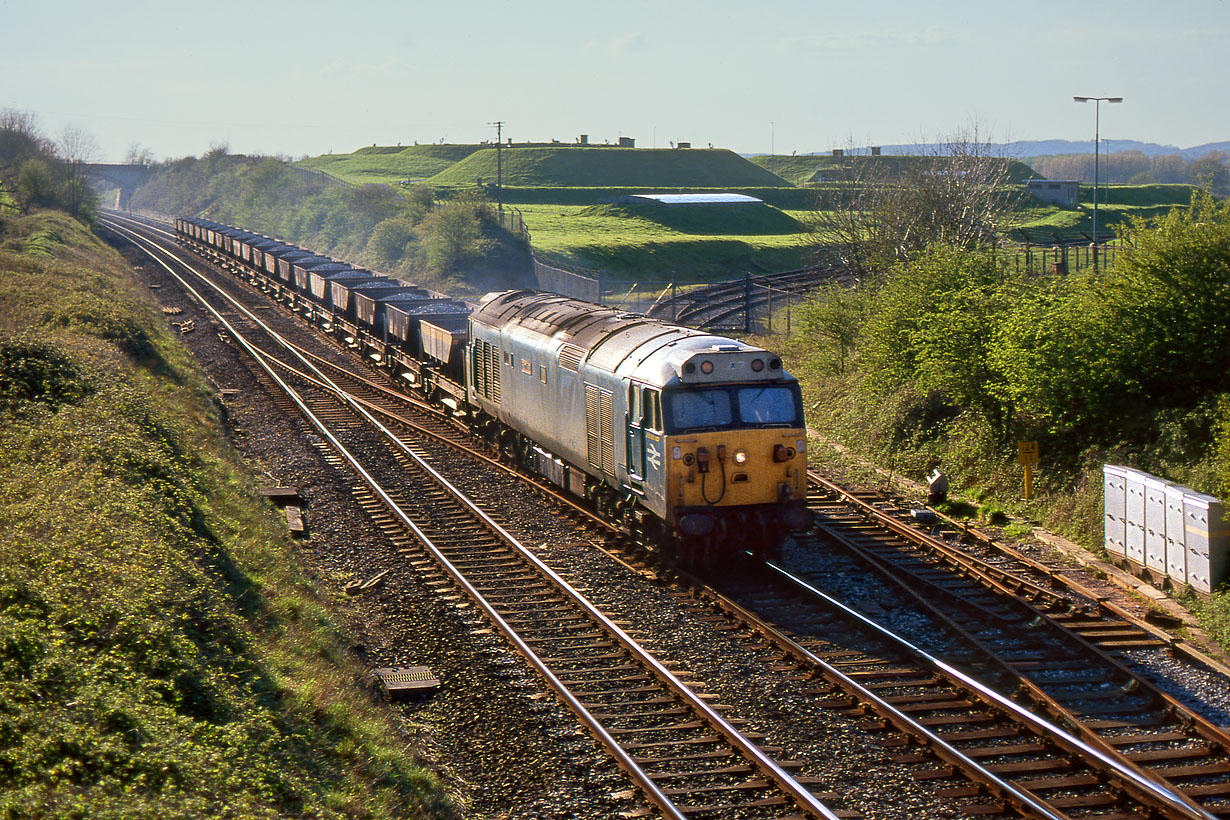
xmin=1073 ymin=96 xmax=1122 ymax=270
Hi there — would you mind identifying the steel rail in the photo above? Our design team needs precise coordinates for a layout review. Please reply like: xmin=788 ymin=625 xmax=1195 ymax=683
xmin=928 ymin=505 xmax=1230 ymax=679
xmin=809 ymin=471 xmax=1067 ymax=608
xmin=809 ymin=468 xmax=1230 ymax=770
xmin=766 ymin=561 xmax=1218 ymax=820
xmin=806 ymin=470 xmax=1230 ymax=818
xmin=106 ymin=218 xmax=843 ymax=820
xmin=102 ymin=219 xmax=693 ymax=820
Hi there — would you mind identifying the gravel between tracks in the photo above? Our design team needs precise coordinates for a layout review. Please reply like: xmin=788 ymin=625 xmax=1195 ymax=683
xmin=120 ymin=234 xmax=1230 ymax=820
xmin=121 ymin=247 xmax=637 ymax=819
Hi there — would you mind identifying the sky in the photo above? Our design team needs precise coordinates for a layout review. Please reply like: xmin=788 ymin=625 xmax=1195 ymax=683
xmin=3 ymin=0 xmax=1228 ymax=163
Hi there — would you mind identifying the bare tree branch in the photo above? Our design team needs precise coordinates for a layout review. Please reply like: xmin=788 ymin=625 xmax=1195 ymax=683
xmin=807 ymin=130 xmax=1025 ymax=280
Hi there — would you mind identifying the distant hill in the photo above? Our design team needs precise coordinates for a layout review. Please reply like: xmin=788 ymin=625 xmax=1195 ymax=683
xmin=758 ymin=139 xmax=1227 ymax=161
xmin=750 ymin=154 xmax=1038 ymax=184
xmin=426 ymin=146 xmax=793 ymax=188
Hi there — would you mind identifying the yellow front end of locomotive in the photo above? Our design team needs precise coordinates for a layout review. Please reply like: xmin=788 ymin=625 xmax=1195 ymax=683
xmin=663 ymin=427 xmax=807 ymax=520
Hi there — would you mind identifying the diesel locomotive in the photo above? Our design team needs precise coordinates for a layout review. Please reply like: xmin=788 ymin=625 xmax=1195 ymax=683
xmin=175 ymin=217 xmax=812 ymax=567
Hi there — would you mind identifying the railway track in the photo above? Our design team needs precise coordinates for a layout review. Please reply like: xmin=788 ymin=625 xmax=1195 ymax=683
xmin=787 ymin=471 xmax=1230 ymax=818
xmin=646 ymin=266 xmax=849 ymax=331
xmin=101 ymin=212 xmax=1230 ymax=818
xmin=101 ymin=215 xmax=846 ymax=820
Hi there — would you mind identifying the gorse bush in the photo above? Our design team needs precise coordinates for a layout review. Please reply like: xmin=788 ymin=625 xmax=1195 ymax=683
xmin=0 ymin=335 xmax=91 ymax=416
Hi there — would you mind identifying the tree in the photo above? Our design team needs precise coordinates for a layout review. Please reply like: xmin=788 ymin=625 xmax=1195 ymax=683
xmin=859 ymin=244 xmax=1017 ymax=426
xmin=124 ymin=143 xmax=154 ymax=166
xmin=992 ymin=191 xmax=1230 ymax=439
xmin=1151 ymin=154 xmax=1189 ymax=184
xmin=0 ymin=109 xmax=50 ymax=173
xmin=366 ymin=217 xmax=417 ymax=266
xmin=796 ymin=284 xmax=865 ymax=374
xmin=58 ymin=125 xmax=98 ymax=217
xmin=807 ymin=131 xmax=1025 ymax=279
xmin=16 ymin=157 xmax=56 ymax=208
xmin=1190 ymin=152 xmax=1230 ymax=197
xmin=417 ymin=193 xmax=493 ymax=273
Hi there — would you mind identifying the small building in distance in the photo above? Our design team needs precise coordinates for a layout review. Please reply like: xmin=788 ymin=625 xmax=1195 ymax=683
xmin=1025 ymin=179 xmax=1080 ymax=208
xmin=620 ymin=193 xmax=764 ymax=207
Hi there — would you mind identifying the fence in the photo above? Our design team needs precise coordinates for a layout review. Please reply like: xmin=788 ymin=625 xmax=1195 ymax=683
xmin=1010 ymin=240 xmax=1126 ymax=276
xmin=534 ymin=258 xmax=602 ymax=304
xmin=495 ymin=207 xmax=530 ymax=243
xmin=291 ymin=165 xmax=356 ymax=189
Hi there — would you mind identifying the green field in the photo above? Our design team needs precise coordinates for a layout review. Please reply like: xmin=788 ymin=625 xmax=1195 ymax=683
xmin=748 ymin=155 xmax=828 ymax=186
xmin=428 ymin=146 xmax=791 ymax=188
xmin=1012 ymin=184 xmax=1196 ymax=243
xmin=517 ymin=202 xmax=809 ymax=280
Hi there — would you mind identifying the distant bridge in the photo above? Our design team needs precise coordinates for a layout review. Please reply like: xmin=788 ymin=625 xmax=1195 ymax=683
xmin=83 ymin=163 xmax=154 ymax=209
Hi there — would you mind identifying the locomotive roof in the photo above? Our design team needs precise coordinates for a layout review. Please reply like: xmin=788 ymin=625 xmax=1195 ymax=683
xmin=474 ymin=290 xmax=792 ymax=388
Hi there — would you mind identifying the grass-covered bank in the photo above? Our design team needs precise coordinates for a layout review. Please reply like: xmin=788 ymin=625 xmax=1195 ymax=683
xmin=130 ymin=153 xmax=533 ymax=298
xmin=0 ymin=210 xmax=454 ymax=819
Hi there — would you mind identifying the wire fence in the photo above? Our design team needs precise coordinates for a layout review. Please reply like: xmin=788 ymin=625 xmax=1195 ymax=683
xmin=1009 ymin=240 xmax=1126 ymax=276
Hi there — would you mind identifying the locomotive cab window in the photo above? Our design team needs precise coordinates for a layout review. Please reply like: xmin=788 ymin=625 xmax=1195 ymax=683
xmin=645 ymin=389 xmax=662 ymax=431
xmin=630 ymin=386 xmax=662 ymax=431
xmin=663 ymin=384 xmax=802 ymax=433
xmin=737 ymin=386 xmax=800 ymax=425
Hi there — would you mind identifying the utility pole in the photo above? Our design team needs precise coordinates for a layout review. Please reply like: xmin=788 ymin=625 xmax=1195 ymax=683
xmin=492 ymin=120 xmax=504 ymax=215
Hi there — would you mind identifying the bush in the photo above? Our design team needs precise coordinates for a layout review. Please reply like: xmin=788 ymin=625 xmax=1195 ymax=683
xmin=417 ymin=195 xmax=492 ymax=274
xmin=0 ymin=335 xmax=91 ymax=416
xmin=367 ymin=217 xmax=417 ymax=266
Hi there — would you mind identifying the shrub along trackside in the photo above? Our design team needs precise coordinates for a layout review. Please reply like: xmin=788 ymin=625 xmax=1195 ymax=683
xmin=0 ymin=211 xmax=454 ymax=819
xmin=785 ymin=191 xmax=1230 ymax=551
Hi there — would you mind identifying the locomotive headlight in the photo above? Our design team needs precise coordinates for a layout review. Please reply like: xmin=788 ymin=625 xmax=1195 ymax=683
xmin=750 ymin=358 xmax=764 ymax=372
xmin=700 ymin=360 xmax=714 ymax=374
xmin=733 ymin=449 xmax=748 ymax=465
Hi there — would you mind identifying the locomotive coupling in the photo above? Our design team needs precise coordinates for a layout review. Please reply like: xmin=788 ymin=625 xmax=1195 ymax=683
xmin=678 ymin=512 xmax=716 ymax=537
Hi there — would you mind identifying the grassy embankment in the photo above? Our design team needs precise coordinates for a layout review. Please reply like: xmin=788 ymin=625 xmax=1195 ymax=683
xmin=0 ymin=210 xmax=455 ymax=819
xmin=293 ymin=145 xmax=1194 ymax=283
xmin=298 ymin=145 xmax=482 ymax=185
xmin=293 ymin=145 xmax=812 ymax=280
